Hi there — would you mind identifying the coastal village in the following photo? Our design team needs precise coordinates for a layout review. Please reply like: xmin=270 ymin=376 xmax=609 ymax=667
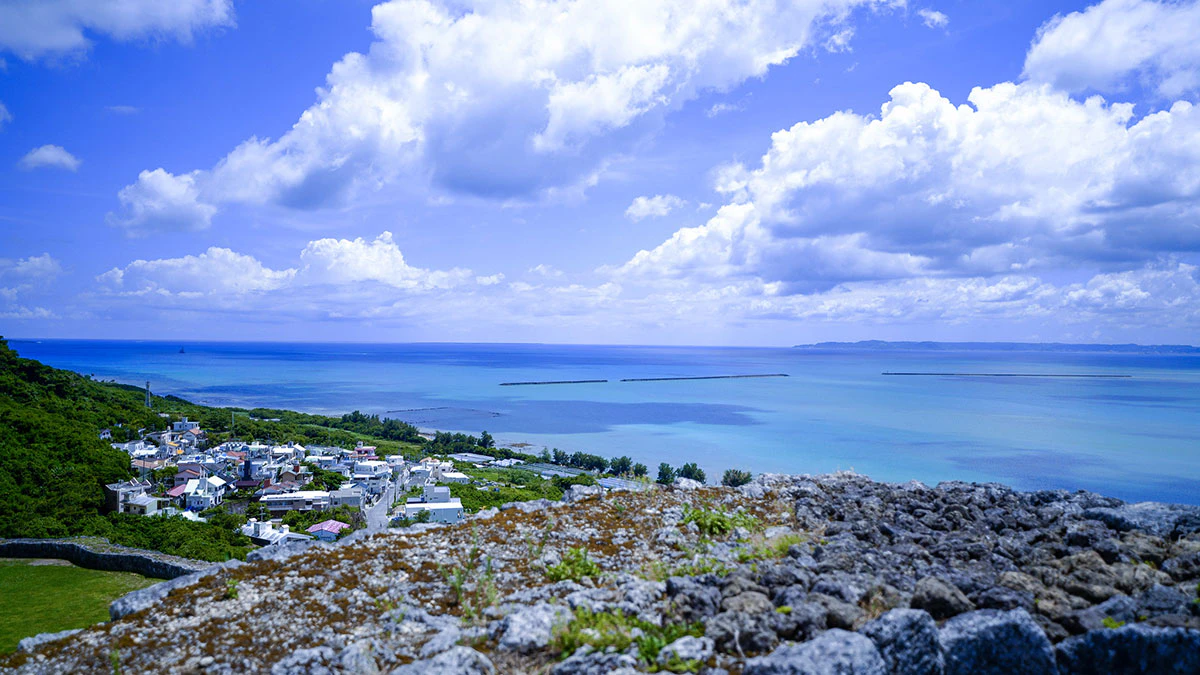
xmin=99 ymin=407 xmax=648 ymax=554
xmin=103 ymin=415 xmax=528 ymax=547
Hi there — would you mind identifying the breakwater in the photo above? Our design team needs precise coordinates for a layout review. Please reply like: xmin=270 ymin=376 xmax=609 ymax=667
xmin=499 ymin=379 xmax=609 ymax=386
xmin=499 ymin=373 xmax=788 ymax=386
xmin=620 ymin=373 xmax=789 ymax=382
xmin=882 ymin=372 xmax=1132 ymax=378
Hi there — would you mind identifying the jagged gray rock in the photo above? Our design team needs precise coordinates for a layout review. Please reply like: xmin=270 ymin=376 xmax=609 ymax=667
xmin=495 ymin=602 xmax=569 ymax=653
xmin=658 ymin=636 xmax=715 ymax=665
xmin=939 ymin=609 xmax=1055 ymax=675
xmin=743 ymin=629 xmax=887 ymax=675
xmin=707 ymin=611 xmax=778 ymax=655
xmin=110 ymin=559 xmax=241 ymax=620
xmin=912 ymin=576 xmax=974 ymax=620
xmin=389 ymin=646 xmax=495 ymax=674
xmin=1082 ymin=502 xmax=1200 ymax=538
xmin=860 ymin=609 xmax=943 ymax=675
xmin=1055 ymin=623 xmax=1200 ymax=674
xmin=17 ymin=628 xmax=82 ymax=653
xmin=550 ymin=650 xmax=640 ymax=675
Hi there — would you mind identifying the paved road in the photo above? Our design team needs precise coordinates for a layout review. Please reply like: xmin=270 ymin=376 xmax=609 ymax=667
xmin=366 ymin=480 xmax=397 ymax=531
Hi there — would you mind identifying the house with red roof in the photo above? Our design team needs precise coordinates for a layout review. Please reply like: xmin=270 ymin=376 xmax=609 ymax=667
xmin=306 ymin=519 xmax=351 ymax=542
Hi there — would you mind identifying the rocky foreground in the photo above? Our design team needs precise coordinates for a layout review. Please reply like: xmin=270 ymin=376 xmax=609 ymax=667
xmin=4 ymin=472 xmax=1200 ymax=674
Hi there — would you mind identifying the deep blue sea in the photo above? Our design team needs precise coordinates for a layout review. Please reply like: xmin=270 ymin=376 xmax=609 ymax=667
xmin=10 ymin=339 xmax=1200 ymax=505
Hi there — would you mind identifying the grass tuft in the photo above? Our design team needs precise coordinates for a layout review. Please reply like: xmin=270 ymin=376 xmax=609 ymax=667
xmin=551 ymin=607 xmax=704 ymax=672
xmin=545 ymin=547 xmax=601 ymax=582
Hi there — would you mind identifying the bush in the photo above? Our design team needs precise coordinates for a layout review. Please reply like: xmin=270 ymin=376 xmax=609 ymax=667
xmin=721 ymin=469 xmax=753 ymax=487
xmin=551 ymin=474 xmax=595 ymax=492
xmin=678 ymin=462 xmax=706 ymax=484
xmin=656 ymin=462 xmax=676 ymax=485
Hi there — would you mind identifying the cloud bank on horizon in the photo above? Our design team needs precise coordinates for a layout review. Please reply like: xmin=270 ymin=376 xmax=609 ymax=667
xmin=2 ymin=0 xmax=1199 ymax=345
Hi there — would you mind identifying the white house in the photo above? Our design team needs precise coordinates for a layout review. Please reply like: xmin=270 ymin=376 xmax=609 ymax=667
xmin=241 ymin=519 xmax=311 ymax=546
xmin=404 ymin=485 xmax=464 ymax=524
xmin=172 ymin=417 xmax=200 ymax=433
xmin=438 ymin=471 xmax=470 ymax=484
xmin=184 ymin=476 xmax=227 ymax=511
xmin=330 ymin=487 xmax=364 ymax=509
xmin=261 ymin=490 xmax=331 ymax=514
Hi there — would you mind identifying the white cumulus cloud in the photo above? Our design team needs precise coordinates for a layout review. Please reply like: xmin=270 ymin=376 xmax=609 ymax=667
xmin=18 ymin=144 xmax=81 ymax=171
xmin=918 ymin=8 xmax=949 ymax=29
xmin=107 ymin=169 xmax=217 ymax=236
xmin=0 ymin=0 xmax=234 ymax=61
xmin=109 ymin=0 xmax=900 ymax=229
xmin=1024 ymin=0 xmax=1200 ymax=98
xmin=625 ymin=194 xmax=686 ymax=221
xmin=299 ymin=231 xmax=473 ymax=290
xmin=0 ymin=101 xmax=11 ymax=130
xmin=620 ymin=80 xmax=1200 ymax=293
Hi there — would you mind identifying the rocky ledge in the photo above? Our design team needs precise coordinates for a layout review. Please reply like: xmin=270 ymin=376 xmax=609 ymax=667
xmin=3 ymin=472 xmax=1199 ymax=674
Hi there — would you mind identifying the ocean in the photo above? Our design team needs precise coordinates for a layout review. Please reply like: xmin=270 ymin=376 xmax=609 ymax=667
xmin=9 ymin=339 xmax=1200 ymax=505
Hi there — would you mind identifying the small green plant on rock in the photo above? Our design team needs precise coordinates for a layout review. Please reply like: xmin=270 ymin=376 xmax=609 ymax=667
xmin=223 ymin=579 xmax=240 ymax=600
xmin=546 ymin=547 xmax=601 ymax=582
xmin=551 ymin=607 xmax=705 ymax=672
xmin=441 ymin=532 xmax=498 ymax=622
xmin=1102 ymin=617 xmax=1126 ymax=629
xmin=683 ymin=505 xmax=760 ymax=537
xmin=735 ymin=532 xmax=806 ymax=562
xmin=642 ymin=557 xmax=731 ymax=581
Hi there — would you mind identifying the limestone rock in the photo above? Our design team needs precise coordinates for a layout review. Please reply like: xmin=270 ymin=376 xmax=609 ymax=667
xmin=390 ymin=646 xmax=495 ymax=675
xmin=742 ymin=629 xmax=887 ymax=675
xmin=1055 ymin=624 xmax=1200 ymax=674
xmin=860 ymin=609 xmax=943 ymax=675
xmin=939 ymin=609 xmax=1055 ymax=675
xmin=912 ymin=576 xmax=974 ymax=620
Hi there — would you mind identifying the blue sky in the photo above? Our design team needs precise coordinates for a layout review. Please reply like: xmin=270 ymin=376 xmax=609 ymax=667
xmin=1 ymin=0 xmax=1198 ymax=345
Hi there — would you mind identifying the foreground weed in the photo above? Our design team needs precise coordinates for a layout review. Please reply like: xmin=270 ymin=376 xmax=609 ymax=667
xmin=546 ymin=547 xmax=601 ymax=582
xmin=682 ymin=505 xmax=760 ymax=538
xmin=551 ymin=607 xmax=705 ymax=672
xmin=440 ymin=530 xmax=498 ymax=622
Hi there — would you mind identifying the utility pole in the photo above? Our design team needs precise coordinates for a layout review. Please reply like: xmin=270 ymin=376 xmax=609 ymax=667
xmin=145 ymin=381 xmax=151 ymax=408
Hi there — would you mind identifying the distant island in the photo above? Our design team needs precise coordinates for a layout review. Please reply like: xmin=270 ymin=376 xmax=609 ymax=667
xmin=794 ymin=340 xmax=1200 ymax=354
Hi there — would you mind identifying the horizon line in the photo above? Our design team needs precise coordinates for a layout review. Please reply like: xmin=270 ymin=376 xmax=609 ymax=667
xmin=4 ymin=336 xmax=1198 ymax=351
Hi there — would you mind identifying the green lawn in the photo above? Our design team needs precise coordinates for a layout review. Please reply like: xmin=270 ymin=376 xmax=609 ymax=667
xmin=0 ymin=559 xmax=157 ymax=652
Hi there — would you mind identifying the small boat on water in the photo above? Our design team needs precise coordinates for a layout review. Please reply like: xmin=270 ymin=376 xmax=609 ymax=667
xmin=179 ymin=347 xmax=186 ymax=354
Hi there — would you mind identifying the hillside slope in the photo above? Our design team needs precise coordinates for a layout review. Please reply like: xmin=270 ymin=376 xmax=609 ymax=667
xmin=4 ymin=473 xmax=1199 ymax=673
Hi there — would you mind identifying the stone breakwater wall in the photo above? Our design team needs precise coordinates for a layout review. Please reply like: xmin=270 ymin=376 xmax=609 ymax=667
xmin=0 ymin=538 xmax=210 ymax=580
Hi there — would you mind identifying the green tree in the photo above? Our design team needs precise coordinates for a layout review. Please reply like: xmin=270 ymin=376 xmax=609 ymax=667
xmin=609 ymin=456 xmax=633 ymax=476
xmin=632 ymin=463 xmax=648 ymax=477
xmin=721 ymin=469 xmax=753 ymax=487
xmin=656 ymin=463 xmax=676 ymax=485
xmin=678 ymin=462 xmax=706 ymax=484
xmin=479 ymin=431 xmax=495 ymax=449
xmin=304 ymin=465 xmax=347 ymax=492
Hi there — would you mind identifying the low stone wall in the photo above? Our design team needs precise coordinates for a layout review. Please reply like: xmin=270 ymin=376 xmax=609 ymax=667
xmin=0 ymin=538 xmax=211 ymax=580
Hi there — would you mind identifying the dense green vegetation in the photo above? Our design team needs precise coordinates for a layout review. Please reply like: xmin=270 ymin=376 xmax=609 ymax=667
xmin=78 ymin=514 xmax=255 ymax=562
xmin=0 ymin=338 xmax=397 ymax=559
xmin=447 ymin=467 xmax=565 ymax=512
xmin=280 ymin=505 xmax=364 ymax=534
xmin=0 ymin=559 xmax=156 ymax=652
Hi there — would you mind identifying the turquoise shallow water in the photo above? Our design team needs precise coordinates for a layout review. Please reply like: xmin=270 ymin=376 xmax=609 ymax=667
xmin=10 ymin=339 xmax=1200 ymax=504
